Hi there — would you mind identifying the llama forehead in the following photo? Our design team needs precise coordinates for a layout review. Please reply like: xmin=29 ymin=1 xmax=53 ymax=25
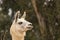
xmin=17 ymin=18 xmax=25 ymax=22
xmin=17 ymin=18 xmax=32 ymax=24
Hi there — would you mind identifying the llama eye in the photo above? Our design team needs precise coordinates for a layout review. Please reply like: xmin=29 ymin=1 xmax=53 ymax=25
xmin=18 ymin=22 xmax=23 ymax=25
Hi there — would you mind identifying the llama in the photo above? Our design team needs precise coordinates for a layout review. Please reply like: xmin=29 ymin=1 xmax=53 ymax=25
xmin=10 ymin=11 xmax=33 ymax=40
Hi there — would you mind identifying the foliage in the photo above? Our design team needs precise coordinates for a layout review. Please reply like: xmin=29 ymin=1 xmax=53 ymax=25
xmin=0 ymin=0 xmax=60 ymax=40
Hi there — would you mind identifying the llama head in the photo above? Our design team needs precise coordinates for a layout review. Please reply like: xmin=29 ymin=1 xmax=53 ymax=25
xmin=13 ymin=11 xmax=33 ymax=32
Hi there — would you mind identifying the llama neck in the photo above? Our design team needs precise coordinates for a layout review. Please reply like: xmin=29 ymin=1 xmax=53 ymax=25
xmin=11 ymin=32 xmax=26 ymax=40
xmin=12 ymin=36 xmax=24 ymax=40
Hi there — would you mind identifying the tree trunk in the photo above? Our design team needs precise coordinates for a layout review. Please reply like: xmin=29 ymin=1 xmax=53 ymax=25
xmin=31 ymin=0 xmax=47 ymax=40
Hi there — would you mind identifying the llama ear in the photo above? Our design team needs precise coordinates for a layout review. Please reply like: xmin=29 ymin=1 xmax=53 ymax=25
xmin=14 ymin=11 xmax=20 ymax=22
xmin=21 ymin=11 xmax=26 ymax=19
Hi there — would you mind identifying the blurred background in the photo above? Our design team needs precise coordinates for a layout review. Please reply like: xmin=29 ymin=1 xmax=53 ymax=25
xmin=0 ymin=0 xmax=60 ymax=40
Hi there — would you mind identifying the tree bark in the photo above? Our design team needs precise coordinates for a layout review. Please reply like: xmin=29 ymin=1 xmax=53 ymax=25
xmin=31 ymin=0 xmax=47 ymax=40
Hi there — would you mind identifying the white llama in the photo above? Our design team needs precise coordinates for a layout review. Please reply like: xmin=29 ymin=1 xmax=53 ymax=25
xmin=10 ymin=11 xmax=33 ymax=40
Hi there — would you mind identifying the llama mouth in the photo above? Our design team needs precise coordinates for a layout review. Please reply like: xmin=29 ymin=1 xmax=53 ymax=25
xmin=27 ymin=26 xmax=33 ymax=30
